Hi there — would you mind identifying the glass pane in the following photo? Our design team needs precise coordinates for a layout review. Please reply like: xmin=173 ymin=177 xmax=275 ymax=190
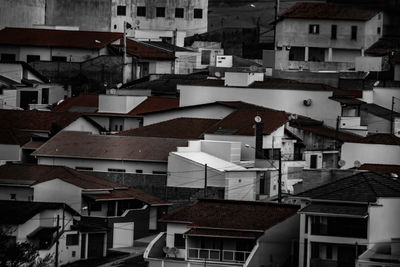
xmin=223 ymin=251 xmax=234 ymax=261
xmin=210 ymin=250 xmax=220 ymax=260
xmin=235 ymin=251 xmax=245 ymax=262
xmin=188 ymin=249 xmax=198 ymax=258
xmin=199 ymin=249 xmax=208 ymax=259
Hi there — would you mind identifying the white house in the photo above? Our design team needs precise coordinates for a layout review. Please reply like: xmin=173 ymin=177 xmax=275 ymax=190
xmin=144 ymin=199 xmax=300 ymax=267
xmin=294 ymin=172 xmax=400 ymax=267
xmin=275 ymin=2 xmax=383 ymax=71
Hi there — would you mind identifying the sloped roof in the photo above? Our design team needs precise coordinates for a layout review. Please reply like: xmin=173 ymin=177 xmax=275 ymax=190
xmin=128 ymin=96 xmax=179 ymax=115
xmin=355 ymin=164 xmax=400 ymax=176
xmin=160 ymin=198 xmax=299 ymax=231
xmin=33 ymin=131 xmax=188 ymax=162
xmin=118 ymin=117 xmax=220 ymax=139
xmin=355 ymin=133 xmax=400 ymax=145
xmin=111 ymin=39 xmax=175 ymax=60
xmin=206 ymin=109 xmax=288 ymax=136
xmin=0 ymin=27 xmax=123 ymax=49
xmin=0 ymin=164 xmax=168 ymax=205
xmin=299 ymin=203 xmax=368 ymax=217
xmin=0 ymin=200 xmax=78 ymax=224
xmin=172 ymin=151 xmax=245 ymax=171
xmin=0 ymin=128 xmax=35 ymax=145
xmin=0 ymin=110 xmax=83 ymax=132
xmin=52 ymin=94 xmax=99 ymax=112
xmin=366 ymin=36 xmax=400 ymax=56
xmin=297 ymin=172 xmax=400 ymax=203
xmin=361 ymin=103 xmax=400 ymax=121
xmin=279 ymin=2 xmax=379 ymax=21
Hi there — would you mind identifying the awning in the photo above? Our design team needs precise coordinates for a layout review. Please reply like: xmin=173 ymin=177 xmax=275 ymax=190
xmin=299 ymin=203 xmax=368 ymax=218
xmin=184 ymin=228 xmax=263 ymax=239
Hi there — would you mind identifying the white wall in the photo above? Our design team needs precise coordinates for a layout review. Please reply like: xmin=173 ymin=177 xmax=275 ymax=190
xmin=341 ymin=142 xmax=400 ymax=169
xmin=0 ymin=186 xmax=33 ymax=201
xmin=368 ymin=198 xmax=400 ymax=248
xmin=178 ymin=85 xmax=341 ymax=128
xmin=0 ymin=89 xmax=17 ymax=109
xmin=224 ymin=171 xmax=258 ymax=201
xmin=98 ymin=94 xmax=147 ymax=114
xmin=62 ymin=117 xmax=101 ymax=134
xmin=0 ymin=63 xmax=23 ymax=82
xmin=37 ymin=156 xmax=167 ymax=174
xmin=0 ymin=144 xmax=20 ymax=161
xmin=373 ymin=87 xmax=400 ymax=110
xmin=355 ymin=56 xmax=382 ymax=72
xmin=32 ymin=178 xmax=83 ymax=212
xmin=166 ymin=223 xmax=190 ymax=259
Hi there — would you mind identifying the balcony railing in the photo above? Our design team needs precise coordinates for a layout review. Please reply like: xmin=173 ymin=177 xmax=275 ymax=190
xmin=188 ymin=248 xmax=251 ymax=263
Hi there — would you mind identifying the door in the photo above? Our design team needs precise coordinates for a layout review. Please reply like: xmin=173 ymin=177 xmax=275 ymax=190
xmin=87 ymin=233 xmax=105 ymax=258
xmin=310 ymin=155 xmax=318 ymax=169
xmin=20 ymin=91 xmax=38 ymax=110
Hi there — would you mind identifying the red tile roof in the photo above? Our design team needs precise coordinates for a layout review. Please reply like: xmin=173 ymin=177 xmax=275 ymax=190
xmin=160 ymin=198 xmax=299 ymax=231
xmin=128 ymin=96 xmax=179 ymax=115
xmin=118 ymin=117 xmax=220 ymax=139
xmin=355 ymin=164 xmax=400 ymax=176
xmin=206 ymin=109 xmax=288 ymax=136
xmin=356 ymin=133 xmax=400 ymax=145
xmin=52 ymin=94 xmax=99 ymax=112
xmin=111 ymin=39 xmax=175 ymax=60
xmin=279 ymin=2 xmax=379 ymax=21
xmin=0 ymin=163 xmax=168 ymax=205
xmin=329 ymin=97 xmax=365 ymax=105
xmin=0 ymin=27 xmax=123 ymax=49
xmin=0 ymin=110 xmax=83 ymax=132
xmin=33 ymin=131 xmax=188 ymax=162
xmin=0 ymin=128 xmax=35 ymax=145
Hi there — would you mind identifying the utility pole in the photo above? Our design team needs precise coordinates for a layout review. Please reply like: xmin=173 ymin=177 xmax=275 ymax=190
xmin=391 ymin=96 xmax=395 ymax=134
xmin=171 ymin=28 xmax=177 ymax=74
xmin=278 ymin=149 xmax=282 ymax=203
xmin=55 ymin=215 xmax=60 ymax=267
xmin=335 ymin=116 xmax=340 ymax=149
xmin=123 ymin=21 xmax=127 ymax=84
xmin=273 ymin=0 xmax=280 ymax=50
xmin=204 ymin=164 xmax=208 ymax=198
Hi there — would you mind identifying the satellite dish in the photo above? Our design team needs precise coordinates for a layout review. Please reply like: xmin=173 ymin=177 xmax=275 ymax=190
xmin=215 ymin=71 xmax=221 ymax=78
xmin=162 ymin=247 xmax=169 ymax=254
xmin=254 ymin=115 xmax=262 ymax=123
xmin=289 ymin=113 xmax=298 ymax=120
xmin=338 ymin=160 xmax=346 ymax=167
xmin=303 ymin=99 xmax=312 ymax=106
xmin=250 ymin=65 xmax=258 ymax=72
xmin=116 ymin=83 xmax=123 ymax=89
xmin=354 ymin=160 xmax=361 ymax=168
xmin=110 ymin=89 xmax=116 ymax=95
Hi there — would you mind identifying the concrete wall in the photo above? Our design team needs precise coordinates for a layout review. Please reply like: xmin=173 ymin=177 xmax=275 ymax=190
xmin=98 ymin=94 xmax=147 ymax=113
xmin=0 ymin=89 xmax=17 ymax=109
xmin=0 ymin=0 xmax=45 ymax=29
xmin=272 ymin=70 xmax=339 ymax=87
xmin=16 ymin=84 xmax=66 ymax=108
xmin=355 ymin=56 xmax=383 ymax=72
xmin=37 ymin=156 xmax=167 ymax=174
xmin=0 ymin=63 xmax=23 ymax=82
xmin=0 ymin=186 xmax=33 ymax=201
xmin=45 ymin=0 xmax=111 ymax=32
xmin=166 ymin=223 xmax=189 ymax=258
xmin=341 ymin=142 xmax=400 ymax=169
xmin=373 ymin=87 xmax=400 ymax=110
xmin=178 ymin=85 xmax=341 ymax=128
xmin=360 ymin=111 xmax=391 ymax=134
xmin=0 ymin=144 xmax=20 ymax=161
xmin=224 ymin=171 xmax=258 ymax=201
xmin=63 ymin=117 xmax=101 ymax=134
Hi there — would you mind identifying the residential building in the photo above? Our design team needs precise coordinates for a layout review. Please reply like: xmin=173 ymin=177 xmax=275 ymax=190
xmin=144 ymin=199 xmax=300 ymax=267
xmin=340 ymin=133 xmax=400 ymax=169
xmin=0 ymin=163 xmax=170 ymax=249
xmin=0 ymin=200 xmax=83 ymax=265
xmin=353 ymin=163 xmax=400 ymax=176
xmin=275 ymin=2 xmax=383 ymax=71
xmin=294 ymin=172 xmax=400 ymax=267
xmin=361 ymin=103 xmax=400 ymax=135
xmin=357 ymin=239 xmax=400 ymax=267
xmin=33 ymin=131 xmax=188 ymax=175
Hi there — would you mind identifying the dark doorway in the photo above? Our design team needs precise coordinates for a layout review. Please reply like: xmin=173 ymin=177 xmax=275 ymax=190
xmin=87 ymin=233 xmax=105 ymax=258
xmin=310 ymin=155 xmax=318 ymax=169
xmin=20 ymin=91 xmax=38 ymax=110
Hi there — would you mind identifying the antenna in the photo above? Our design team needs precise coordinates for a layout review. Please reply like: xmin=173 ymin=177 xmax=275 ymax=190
xmin=250 ymin=65 xmax=258 ymax=72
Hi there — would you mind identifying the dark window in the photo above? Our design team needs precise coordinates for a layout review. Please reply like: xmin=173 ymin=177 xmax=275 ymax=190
xmin=75 ymin=167 xmax=93 ymax=171
xmin=152 ymin=171 xmax=167 ymax=175
xmin=201 ymin=50 xmax=211 ymax=64
xmin=311 ymin=242 xmax=319 ymax=258
xmin=377 ymin=27 xmax=381 ymax=34
xmin=351 ymin=26 xmax=357 ymax=40
xmin=175 ymin=8 xmax=184 ymax=18
xmin=41 ymin=88 xmax=49 ymax=104
xmin=309 ymin=24 xmax=319 ymax=34
xmin=310 ymin=155 xmax=318 ymax=169
xmin=303 ymin=239 xmax=308 ymax=267
xmin=10 ymin=194 xmax=16 ymax=200
xmin=331 ymin=25 xmax=337 ymax=40
xmin=264 ymin=149 xmax=280 ymax=160
xmin=90 ymin=202 xmax=102 ymax=212
xmin=194 ymin=9 xmax=203 ymax=19
xmin=108 ymin=168 xmax=126 ymax=173
xmin=66 ymin=234 xmax=79 ymax=246
xmin=326 ymin=244 xmax=332 ymax=259
xmin=174 ymin=234 xmax=185 ymax=248
xmin=1 ymin=53 xmax=16 ymax=61
xmin=305 ymin=215 xmax=308 ymax=234
xmin=117 ymin=5 xmax=126 ymax=16
xmin=259 ymin=176 xmax=265 ymax=195
xmin=52 ymin=56 xmax=67 ymax=62
xmin=27 ymin=55 xmax=40 ymax=63
xmin=119 ymin=125 xmax=123 ymax=131
xmin=137 ymin=6 xmax=146 ymax=16
xmin=156 ymin=7 xmax=165 ymax=17
xmin=136 ymin=169 xmax=143 ymax=173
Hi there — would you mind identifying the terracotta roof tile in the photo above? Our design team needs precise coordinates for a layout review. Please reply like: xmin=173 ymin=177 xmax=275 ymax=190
xmin=85 ymin=188 xmax=169 ymax=205
xmin=33 ymin=131 xmax=188 ymax=162
xmin=297 ymin=172 xmax=400 ymax=203
xmin=128 ymin=96 xmax=179 ymax=115
xmin=111 ymin=39 xmax=175 ymax=60
xmin=52 ymin=94 xmax=99 ymax=112
xmin=0 ymin=109 xmax=83 ymax=132
xmin=160 ymin=199 xmax=299 ymax=231
xmin=279 ymin=2 xmax=379 ymax=21
xmin=0 ymin=27 xmax=123 ymax=49
xmin=118 ymin=117 xmax=220 ymax=139
xmin=0 ymin=128 xmax=35 ymax=145
xmin=355 ymin=164 xmax=400 ymax=176
xmin=356 ymin=133 xmax=400 ymax=145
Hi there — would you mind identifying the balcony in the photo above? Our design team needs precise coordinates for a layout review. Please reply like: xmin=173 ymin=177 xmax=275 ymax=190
xmin=311 ymin=217 xmax=368 ymax=239
xmin=188 ymin=248 xmax=251 ymax=263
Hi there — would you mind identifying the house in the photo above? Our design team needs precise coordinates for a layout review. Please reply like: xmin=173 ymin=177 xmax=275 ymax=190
xmin=0 ymin=163 xmax=170 ymax=250
xmin=0 ymin=61 xmax=66 ymax=110
xmin=33 ymin=131 xmax=188 ymax=175
xmin=357 ymin=239 xmax=400 ymax=267
xmin=275 ymin=2 xmax=383 ymax=71
xmin=294 ymin=172 xmax=400 ymax=267
xmin=144 ymin=199 xmax=300 ymax=267
xmin=0 ymin=200 xmax=83 ymax=266
xmin=340 ymin=133 xmax=400 ymax=169
xmin=361 ymin=103 xmax=400 ymax=135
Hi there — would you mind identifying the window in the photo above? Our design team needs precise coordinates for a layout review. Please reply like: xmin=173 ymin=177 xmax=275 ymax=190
xmin=137 ymin=6 xmax=146 ymax=16
xmin=119 ymin=125 xmax=123 ymax=131
xmin=66 ymin=234 xmax=79 ymax=246
xmin=75 ymin=167 xmax=93 ymax=171
xmin=156 ymin=7 xmax=165 ymax=17
xmin=309 ymin=24 xmax=320 ymax=34
xmin=175 ymin=8 xmax=184 ymax=18
xmin=27 ymin=55 xmax=40 ymax=63
xmin=311 ymin=243 xmax=319 ymax=258
xmin=41 ymin=88 xmax=49 ymax=104
xmin=377 ymin=27 xmax=381 ymax=34
xmin=331 ymin=25 xmax=337 ymax=40
xmin=10 ymin=194 xmax=16 ymax=200
xmin=174 ymin=234 xmax=185 ymax=248
xmin=263 ymin=149 xmax=280 ymax=160
xmin=326 ymin=244 xmax=332 ymax=259
xmin=351 ymin=26 xmax=357 ymax=40
xmin=194 ymin=8 xmax=203 ymax=19
xmin=136 ymin=169 xmax=143 ymax=173
xmin=52 ymin=56 xmax=67 ymax=62
xmin=108 ymin=168 xmax=126 ymax=173
xmin=152 ymin=171 xmax=167 ymax=175
xmin=117 ymin=5 xmax=126 ymax=16
xmin=90 ymin=202 xmax=102 ymax=211
xmin=1 ymin=53 xmax=16 ymax=61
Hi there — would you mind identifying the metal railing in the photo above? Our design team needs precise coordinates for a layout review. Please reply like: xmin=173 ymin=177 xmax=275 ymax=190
xmin=188 ymin=248 xmax=251 ymax=263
